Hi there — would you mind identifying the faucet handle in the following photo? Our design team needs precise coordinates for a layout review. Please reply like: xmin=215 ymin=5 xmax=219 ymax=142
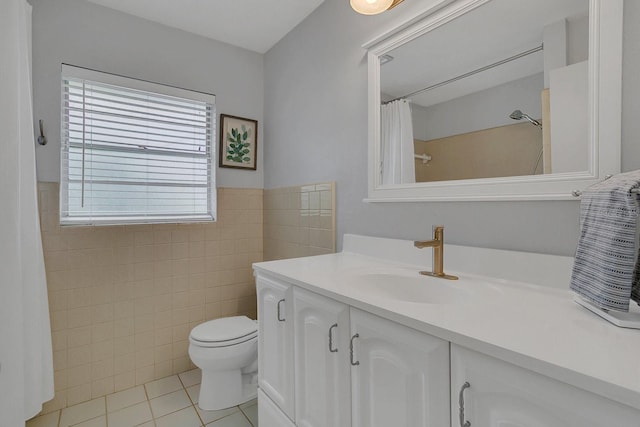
xmin=432 ymin=225 xmax=444 ymax=238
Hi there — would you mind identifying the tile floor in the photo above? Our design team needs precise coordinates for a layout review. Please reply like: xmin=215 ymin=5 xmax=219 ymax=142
xmin=27 ymin=369 xmax=258 ymax=427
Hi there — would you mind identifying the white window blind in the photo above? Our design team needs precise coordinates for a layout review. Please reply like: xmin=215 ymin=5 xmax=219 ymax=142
xmin=60 ymin=65 xmax=216 ymax=226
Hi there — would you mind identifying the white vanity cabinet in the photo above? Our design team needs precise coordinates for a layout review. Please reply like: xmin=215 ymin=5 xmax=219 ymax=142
xmin=293 ymin=287 xmax=351 ymax=427
xmin=259 ymin=390 xmax=296 ymax=427
xmin=350 ymin=308 xmax=450 ymax=427
xmin=257 ymin=270 xmax=640 ymax=427
xmin=257 ymin=273 xmax=451 ymax=427
xmin=451 ymin=345 xmax=640 ymax=427
xmin=255 ymin=235 xmax=640 ymax=427
xmin=257 ymin=275 xmax=295 ymax=421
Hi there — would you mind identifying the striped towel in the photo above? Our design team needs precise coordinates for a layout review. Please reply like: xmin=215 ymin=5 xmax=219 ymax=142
xmin=570 ymin=171 xmax=640 ymax=312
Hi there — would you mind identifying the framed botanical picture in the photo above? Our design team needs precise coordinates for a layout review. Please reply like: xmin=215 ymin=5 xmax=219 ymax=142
xmin=219 ymin=114 xmax=258 ymax=170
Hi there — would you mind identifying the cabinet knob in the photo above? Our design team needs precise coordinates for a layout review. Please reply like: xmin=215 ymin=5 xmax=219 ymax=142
xmin=459 ymin=381 xmax=471 ymax=427
xmin=350 ymin=333 xmax=360 ymax=366
xmin=277 ymin=299 xmax=285 ymax=322
xmin=329 ymin=323 xmax=338 ymax=353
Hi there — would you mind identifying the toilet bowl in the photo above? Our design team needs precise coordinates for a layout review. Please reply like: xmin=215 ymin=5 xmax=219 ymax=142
xmin=188 ymin=316 xmax=258 ymax=411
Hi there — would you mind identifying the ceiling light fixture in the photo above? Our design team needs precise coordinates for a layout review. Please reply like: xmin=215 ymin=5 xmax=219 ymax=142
xmin=350 ymin=0 xmax=405 ymax=15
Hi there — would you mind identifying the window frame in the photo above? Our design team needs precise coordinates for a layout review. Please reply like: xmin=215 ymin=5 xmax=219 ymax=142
xmin=59 ymin=64 xmax=217 ymax=226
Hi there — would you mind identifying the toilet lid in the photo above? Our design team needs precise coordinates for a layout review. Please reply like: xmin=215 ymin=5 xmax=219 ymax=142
xmin=190 ymin=316 xmax=257 ymax=343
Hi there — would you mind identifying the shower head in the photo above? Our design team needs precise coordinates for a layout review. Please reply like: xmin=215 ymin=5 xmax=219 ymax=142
xmin=509 ymin=109 xmax=542 ymax=128
xmin=510 ymin=109 xmax=524 ymax=120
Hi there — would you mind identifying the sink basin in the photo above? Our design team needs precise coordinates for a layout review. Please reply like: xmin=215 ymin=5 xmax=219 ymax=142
xmin=347 ymin=272 xmax=472 ymax=304
xmin=344 ymin=268 xmax=509 ymax=304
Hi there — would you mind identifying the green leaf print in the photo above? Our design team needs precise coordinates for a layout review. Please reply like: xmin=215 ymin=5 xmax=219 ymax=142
xmin=225 ymin=127 xmax=252 ymax=163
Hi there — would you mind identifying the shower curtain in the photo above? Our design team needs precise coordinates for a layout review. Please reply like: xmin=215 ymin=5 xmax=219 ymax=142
xmin=0 ymin=0 xmax=54 ymax=423
xmin=381 ymin=99 xmax=415 ymax=185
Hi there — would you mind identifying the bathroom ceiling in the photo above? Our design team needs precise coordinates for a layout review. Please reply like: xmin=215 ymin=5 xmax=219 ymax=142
xmin=381 ymin=0 xmax=588 ymax=107
xmin=84 ymin=0 xmax=325 ymax=53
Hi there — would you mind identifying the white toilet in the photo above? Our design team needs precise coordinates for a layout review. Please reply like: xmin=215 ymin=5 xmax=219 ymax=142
xmin=188 ymin=316 xmax=258 ymax=411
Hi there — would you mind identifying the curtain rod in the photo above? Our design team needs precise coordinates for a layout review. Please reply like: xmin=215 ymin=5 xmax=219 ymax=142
xmin=386 ymin=44 xmax=544 ymax=104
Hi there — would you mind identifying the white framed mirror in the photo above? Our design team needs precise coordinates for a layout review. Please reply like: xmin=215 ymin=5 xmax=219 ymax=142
xmin=365 ymin=0 xmax=622 ymax=202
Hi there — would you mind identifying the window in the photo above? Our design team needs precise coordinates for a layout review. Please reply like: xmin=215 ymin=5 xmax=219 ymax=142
xmin=60 ymin=65 xmax=216 ymax=225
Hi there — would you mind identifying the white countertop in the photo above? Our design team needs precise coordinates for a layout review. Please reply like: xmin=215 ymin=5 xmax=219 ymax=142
xmin=253 ymin=235 xmax=640 ymax=410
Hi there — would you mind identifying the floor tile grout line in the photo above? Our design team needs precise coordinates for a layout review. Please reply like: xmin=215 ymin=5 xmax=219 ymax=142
xmin=35 ymin=371 xmax=250 ymax=427
xmin=191 ymin=400 xmax=207 ymax=426
xmin=145 ymin=376 xmax=186 ymax=401
xmin=107 ymin=398 xmax=155 ymax=427
xmin=179 ymin=373 xmax=208 ymax=426
xmin=105 ymin=387 xmax=147 ymax=415
xmin=151 ymin=403 xmax=193 ymax=421
xmin=68 ymin=413 xmax=104 ymax=427
xmin=177 ymin=372 xmax=188 ymax=390
xmin=143 ymin=382 xmax=151 ymax=403
xmin=105 ymin=404 xmax=109 ymax=426
xmin=143 ymin=379 xmax=173 ymax=421
xmin=208 ymin=410 xmax=246 ymax=427
xmin=151 ymin=404 xmax=204 ymax=426
xmin=148 ymin=390 xmax=194 ymax=423
xmin=60 ymin=397 xmax=107 ymax=427
xmin=133 ymin=419 xmax=154 ymax=427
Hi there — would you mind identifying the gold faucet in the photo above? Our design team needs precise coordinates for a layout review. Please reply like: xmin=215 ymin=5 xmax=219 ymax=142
xmin=414 ymin=225 xmax=458 ymax=280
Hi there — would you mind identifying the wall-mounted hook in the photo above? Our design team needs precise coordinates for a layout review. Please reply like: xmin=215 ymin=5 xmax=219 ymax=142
xmin=37 ymin=120 xmax=47 ymax=146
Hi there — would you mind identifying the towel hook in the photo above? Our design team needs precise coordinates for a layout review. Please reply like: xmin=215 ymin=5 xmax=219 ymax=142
xmin=37 ymin=120 xmax=47 ymax=146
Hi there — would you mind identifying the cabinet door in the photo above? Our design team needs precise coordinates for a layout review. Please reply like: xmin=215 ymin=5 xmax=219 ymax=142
xmin=350 ymin=308 xmax=450 ymax=427
xmin=257 ymin=275 xmax=295 ymax=420
xmin=451 ymin=344 xmax=640 ymax=427
xmin=259 ymin=389 xmax=296 ymax=427
xmin=293 ymin=287 xmax=351 ymax=427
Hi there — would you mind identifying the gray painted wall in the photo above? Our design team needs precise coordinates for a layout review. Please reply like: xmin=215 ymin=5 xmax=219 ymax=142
xmin=264 ymin=0 xmax=640 ymax=256
xmin=567 ymin=14 xmax=589 ymax=65
xmin=412 ymin=73 xmax=543 ymax=141
xmin=31 ymin=0 xmax=264 ymax=189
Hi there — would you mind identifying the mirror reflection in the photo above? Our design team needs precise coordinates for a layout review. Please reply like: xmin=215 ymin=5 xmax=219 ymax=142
xmin=379 ymin=0 xmax=589 ymax=185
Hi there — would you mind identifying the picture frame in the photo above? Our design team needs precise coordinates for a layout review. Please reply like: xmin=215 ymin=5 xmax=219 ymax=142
xmin=219 ymin=114 xmax=258 ymax=170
